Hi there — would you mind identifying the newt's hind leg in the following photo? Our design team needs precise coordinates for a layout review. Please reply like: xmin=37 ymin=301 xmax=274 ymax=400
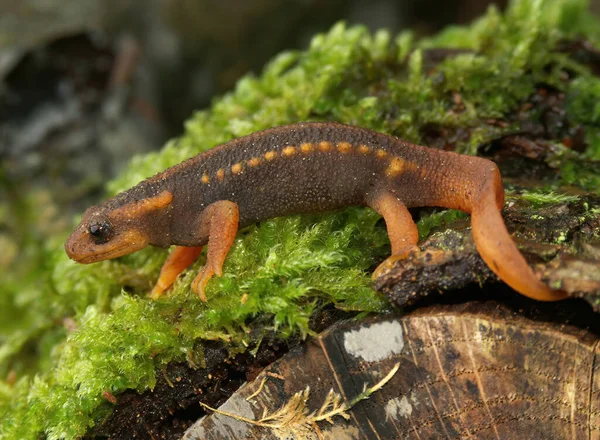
xmin=150 ymin=246 xmax=204 ymax=299
xmin=191 ymin=200 xmax=239 ymax=301
xmin=366 ymin=190 xmax=419 ymax=279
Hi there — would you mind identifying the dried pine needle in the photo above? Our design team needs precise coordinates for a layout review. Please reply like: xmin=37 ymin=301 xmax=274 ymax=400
xmin=199 ymin=362 xmax=400 ymax=437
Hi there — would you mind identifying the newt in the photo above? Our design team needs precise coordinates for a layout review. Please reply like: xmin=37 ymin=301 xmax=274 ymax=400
xmin=65 ymin=122 xmax=567 ymax=302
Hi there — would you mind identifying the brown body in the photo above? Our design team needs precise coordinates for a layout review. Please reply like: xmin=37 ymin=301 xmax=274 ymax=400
xmin=65 ymin=122 xmax=566 ymax=301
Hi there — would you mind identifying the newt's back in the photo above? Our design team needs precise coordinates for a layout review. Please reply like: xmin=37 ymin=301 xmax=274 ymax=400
xmin=165 ymin=123 xmax=431 ymax=232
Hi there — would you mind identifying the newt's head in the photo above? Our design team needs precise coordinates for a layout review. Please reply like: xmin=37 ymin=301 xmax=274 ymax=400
xmin=65 ymin=190 xmax=173 ymax=264
xmin=65 ymin=208 xmax=150 ymax=264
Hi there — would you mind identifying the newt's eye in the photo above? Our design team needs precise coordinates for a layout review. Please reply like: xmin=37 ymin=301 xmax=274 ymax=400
xmin=88 ymin=221 xmax=112 ymax=244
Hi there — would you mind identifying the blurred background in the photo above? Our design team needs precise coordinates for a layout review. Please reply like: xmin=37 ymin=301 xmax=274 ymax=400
xmin=0 ymin=0 xmax=599 ymax=271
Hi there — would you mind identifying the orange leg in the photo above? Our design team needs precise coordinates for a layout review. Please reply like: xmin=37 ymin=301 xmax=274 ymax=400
xmin=150 ymin=246 xmax=203 ymax=299
xmin=191 ymin=200 xmax=239 ymax=301
xmin=366 ymin=190 xmax=419 ymax=278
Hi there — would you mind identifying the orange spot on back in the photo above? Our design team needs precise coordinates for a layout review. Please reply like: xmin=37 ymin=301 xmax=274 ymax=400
xmin=265 ymin=151 xmax=277 ymax=161
xmin=201 ymin=174 xmax=210 ymax=184
xmin=318 ymin=141 xmax=332 ymax=152
xmin=376 ymin=149 xmax=388 ymax=159
xmin=358 ymin=145 xmax=370 ymax=154
xmin=248 ymin=157 xmax=261 ymax=167
xmin=231 ymin=163 xmax=243 ymax=174
xmin=282 ymin=146 xmax=296 ymax=157
xmin=337 ymin=141 xmax=353 ymax=153
xmin=216 ymin=169 xmax=225 ymax=180
xmin=386 ymin=157 xmax=406 ymax=177
xmin=300 ymin=143 xmax=314 ymax=153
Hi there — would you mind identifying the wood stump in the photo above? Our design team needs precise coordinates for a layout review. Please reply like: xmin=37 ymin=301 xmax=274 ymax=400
xmin=185 ymin=302 xmax=600 ymax=440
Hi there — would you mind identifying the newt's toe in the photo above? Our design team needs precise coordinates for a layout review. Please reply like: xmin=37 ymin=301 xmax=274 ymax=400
xmin=372 ymin=246 xmax=419 ymax=280
xmin=150 ymin=280 xmax=170 ymax=299
xmin=191 ymin=265 xmax=216 ymax=302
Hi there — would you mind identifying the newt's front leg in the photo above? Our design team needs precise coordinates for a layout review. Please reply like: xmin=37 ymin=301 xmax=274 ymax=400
xmin=191 ymin=200 xmax=239 ymax=301
xmin=150 ymin=245 xmax=204 ymax=299
xmin=150 ymin=200 xmax=239 ymax=301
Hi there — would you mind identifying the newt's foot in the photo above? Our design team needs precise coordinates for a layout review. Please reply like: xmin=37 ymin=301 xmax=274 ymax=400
xmin=189 ymin=200 xmax=238 ymax=302
xmin=372 ymin=246 xmax=420 ymax=280
xmin=150 ymin=279 xmax=170 ymax=299
xmin=149 ymin=246 xmax=204 ymax=300
xmin=191 ymin=262 xmax=222 ymax=302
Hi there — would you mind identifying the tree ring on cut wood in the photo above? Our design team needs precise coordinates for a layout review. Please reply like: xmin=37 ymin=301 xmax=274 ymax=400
xmin=185 ymin=302 xmax=600 ymax=440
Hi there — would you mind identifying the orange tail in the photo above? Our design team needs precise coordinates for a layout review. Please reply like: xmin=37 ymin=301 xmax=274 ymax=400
xmin=471 ymin=175 xmax=567 ymax=301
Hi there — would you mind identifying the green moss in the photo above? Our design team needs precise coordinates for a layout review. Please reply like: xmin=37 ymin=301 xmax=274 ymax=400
xmin=559 ymin=159 xmax=600 ymax=193
xmin=518 ymin=190 xmax=580 ymax=206
xmin=566 ymin=76 xmax=600 ymax=160
xmin=2 ymin=210 xmax=390 ymax=439
xmin=2 ymin=0 xmax=600 ymax=438
xmin=416 ymin=209 xmax=469 ymax=241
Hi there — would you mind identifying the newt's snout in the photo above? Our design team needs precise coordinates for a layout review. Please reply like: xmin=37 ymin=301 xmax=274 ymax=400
xmin=65 ymin=226 xmax=88 ymax=262
xmin=65 ymin=226 xmax=105 ymax=264
xmin=65 ymin=219 xmax=150 ymax=264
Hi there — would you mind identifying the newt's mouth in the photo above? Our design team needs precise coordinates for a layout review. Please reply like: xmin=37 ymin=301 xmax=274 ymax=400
xmin=65 ymin=230 xmax=149 ymax=264
xmin=71 ymin=244 xmax=138 ymax=264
